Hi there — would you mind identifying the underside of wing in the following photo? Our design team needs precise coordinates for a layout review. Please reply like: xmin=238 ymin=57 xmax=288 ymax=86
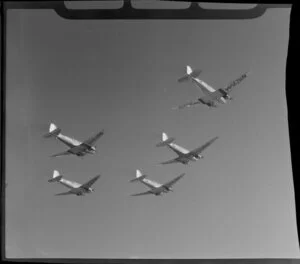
xmin=83 ymin=130 xmax=104 ymax=146
xmin=160 ymin=158 xmax=179 ymax=165
xmin=167 ymin=144 xmax=189 ymax=156
xmin=224 ymin=72 xmax=250 ymax=93
xmin=80 ymin=175 xmax=101 ymax=189
xmin=131 ymin=190 xmax=153 ymax=196
xmin=54 ymin=190 xmax=74 ymax=196
xmin=68 ymin=145 xmax=88 ymax=155
xmin=209 ymin=90 xmax=226 ymax=100
xmin=163 ymin=173 xmax=185 ymax=189
xmin=198 ymin=89 xmax=225 ymax=105
xmin=172 ymin=99 xmax=202 ymax=110
xmin=51 ymin=150 xmax=72 ymax=157
xmin=190 ymin=136 xmax=219 ymax=155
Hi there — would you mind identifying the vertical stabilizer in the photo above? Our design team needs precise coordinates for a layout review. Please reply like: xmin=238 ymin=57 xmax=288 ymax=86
xmin=130 ymin=169 xmax=146 ymax=183
xmin=186 ymin=65 xmax=193 ymax=75
xmin=50 ymin=123 xmax=57 ymax=132
xmin=136 ymin=169 xmax=143 ymax=178
xmin=162 ymin=132 xmax=168 ymax=142
xmin=156 ymin=132 xmax=175 ymax=147
xmin=178 ymin=65 xmax=201 ymax=83
xmin=48 ymin=170 xmax=63 ymax=182
xmin=44 ymin=123 xmax=62 ymax=138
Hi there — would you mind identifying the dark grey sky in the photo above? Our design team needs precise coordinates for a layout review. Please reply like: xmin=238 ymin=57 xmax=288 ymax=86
xmin=6 ymin=5 xmax=297 ymax=259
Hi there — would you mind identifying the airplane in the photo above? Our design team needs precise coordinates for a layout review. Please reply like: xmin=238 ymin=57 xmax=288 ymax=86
xmin=156 ymin=132 xmax=218 ymax=165
xmin=43 ymin=123 xmax=104 ymax=157
xmin=48 ymin=170 xmax=101 ymax=196
xmin=130 ymin=169 xmax=185 ymax=196
xmin=173 ymin=65 xmax=251 ymax=109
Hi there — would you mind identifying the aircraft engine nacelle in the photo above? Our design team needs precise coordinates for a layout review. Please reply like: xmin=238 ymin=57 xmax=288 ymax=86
xmin=223 ymin=94 xmax=232 ymax=100
xmin=209 ymin=101 xmax=217 ymax=107
xmin=194 ymin=154 xmax=203 ymax=159
xmin=218 ymin=88 xmax=231 ymax=100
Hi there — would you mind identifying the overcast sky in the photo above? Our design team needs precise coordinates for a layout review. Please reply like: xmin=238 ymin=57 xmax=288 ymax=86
xmin=5 ymin=3 xmax=297 ymax=259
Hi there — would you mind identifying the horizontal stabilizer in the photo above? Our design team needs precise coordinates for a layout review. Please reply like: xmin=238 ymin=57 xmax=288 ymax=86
xmin=130 ymin=169 xmax=147 ymax=183
xmin=178 ymin=66 xmax=201 ymax=83
xmin=44 ymin=123 xmax=61 ymax=138
xmin=44 ymin=128 xmax=61 ymax=138
xmin=48 ymin=170 xmax=63 ymax=182
xmin=156 ymin=137 xmax=175 ymax=147
xmin=130 ymin=175 xmax=146 ymax=183
xmin=189 ymin=69 xmax=202 ymax=78
xmin=48 ymin=175 xmax=63 ymax=183
xmin=178 ymin=74 xmax=190 ymax=83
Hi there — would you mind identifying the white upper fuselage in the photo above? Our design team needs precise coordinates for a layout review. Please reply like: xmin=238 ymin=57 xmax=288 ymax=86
xmin=191 ymin=77 xmax=227 ymax=104
xmin=168 ymin=142 xmax=202 ymax=162
xmin=140 ymin=178 xmax=171 ymax=195
xmin=57 ymin=134 xmax=82 ymax=147
xmin=141 ymin=178 xmax=162 ymax=189
xmin=56 ymin=133 xmax=96 ymax=155
xmin=58 ymin=178 xmax=94 ymax=194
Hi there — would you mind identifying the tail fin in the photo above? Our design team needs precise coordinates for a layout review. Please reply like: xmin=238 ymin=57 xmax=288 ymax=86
xmin=48 ymin=170 xmax=63 ymax=182
xmin=43 ymin=123 xmax=62 ymax=138
xmin=130 ymin=169 xmax=147 ymax=183
xmin=178 ymin=65 xmax=202 ymax=83
xmin=186 ymin=65 xmax=193 ymax=75
xmin=156 ymin=132 xmax=175 ymax=147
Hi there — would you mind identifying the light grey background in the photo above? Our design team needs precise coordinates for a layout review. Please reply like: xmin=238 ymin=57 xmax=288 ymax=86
xmin=6 ymin=6 xmax=297 ymax=258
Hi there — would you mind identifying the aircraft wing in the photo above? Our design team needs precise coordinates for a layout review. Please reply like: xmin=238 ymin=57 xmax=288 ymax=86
xmin=160 ymin=158 xmax=180 ymax=165
xmin=51 ymin=150 xmax=72 ymax=157
xmin=199 ymin=89 xmax=227 ymax=103
xmin=224 ymin=72 xmax=250 ymax=93
xmin=131 ymin=190 xmax=153 ymax=196
xmin=172 ymin=99 xmax=202 ymax=110
xmin=189 ymin=136 xmax=218 ymax=155
xmin=80 ymin=175 xmax=101 ymax=189
xmin=55 ymin=190 xmax=74 ymax=196
xmin=83 ymin=130 xmax=104 ymax=146
xmin=163 ymin=173 xmax=185 ymax=189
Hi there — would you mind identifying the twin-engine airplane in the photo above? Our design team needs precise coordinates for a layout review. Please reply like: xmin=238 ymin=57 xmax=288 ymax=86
xmin=44 ymin=123 xmax=104 ymax=157
xmin=173 ymin=65 xmax=251 ymax=109
xmin=48 ymin=170 xmax=101 ymax=196
xmin=130 ymin=169 xmax=185 ymax=196
xmin=156 ymin=132 xmax=218 ymax=165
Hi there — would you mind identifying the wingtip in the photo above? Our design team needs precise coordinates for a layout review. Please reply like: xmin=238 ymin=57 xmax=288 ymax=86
xmin=245 ymin=70 xmax=252 ymax=76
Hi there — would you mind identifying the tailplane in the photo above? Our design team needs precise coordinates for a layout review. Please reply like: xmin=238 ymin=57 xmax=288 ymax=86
xmin=130 ymin=169 xmax=147 ymax=183
xmin=178 ymin=65 xmax=202 ymax=83
xmin=156 ymin=132 xmax=175 ymax=147
xmin=48 ymin=170 xmax=63 ymax=182
xmin=43 ymin=123 xmax=62 ymax=138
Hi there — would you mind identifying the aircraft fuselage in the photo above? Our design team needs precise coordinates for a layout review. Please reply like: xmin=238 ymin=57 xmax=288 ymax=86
xmin=191 ymin=77 xmax=227 ymax=104
xmin=167 ymin=142 xmax=204 ymax=164
xmin=56 ymin=134 xmax=96 ymax=156
xmin=58 ymin=178 xmax=94 ymax=195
